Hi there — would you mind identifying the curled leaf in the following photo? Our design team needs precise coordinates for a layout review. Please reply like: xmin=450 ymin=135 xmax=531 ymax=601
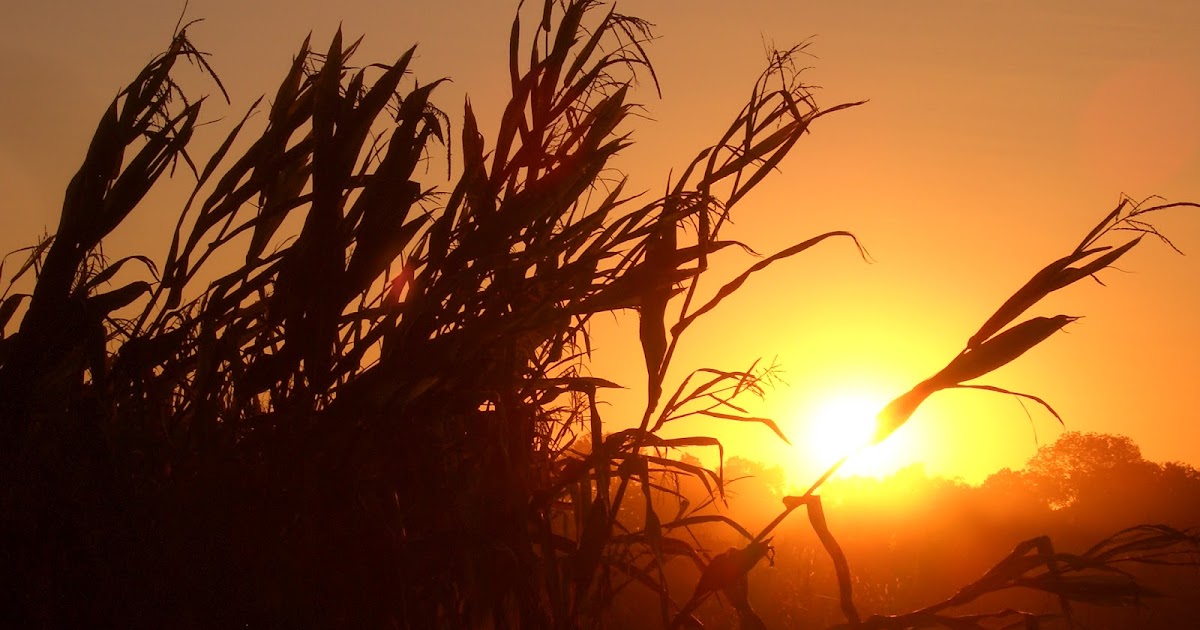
xmin=87 ymin=281 xmax=151 ymax=316
xmin=874 ymin=381 xmax=936 ymax=444
xmin=938 ymin=315 xmax=1078 ymax=387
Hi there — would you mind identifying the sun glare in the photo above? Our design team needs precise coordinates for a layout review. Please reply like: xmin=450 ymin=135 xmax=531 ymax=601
xmin=801 ymin=392 xmax=915 ymax=480
xmin=810 ymin=396 xmax=878 ymax=459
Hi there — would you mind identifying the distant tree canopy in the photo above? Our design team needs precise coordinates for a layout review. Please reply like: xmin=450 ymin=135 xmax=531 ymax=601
xmin=1031 ymin=432 xmax=1144 ymax=473
xmin=984 ymin=432 xmax=1200 ymax=532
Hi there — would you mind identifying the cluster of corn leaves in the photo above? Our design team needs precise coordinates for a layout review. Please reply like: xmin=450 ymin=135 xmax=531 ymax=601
xmin=872 ymin=196 xmax=1197 ymax=446
xmin=0 ymin=1 xmax=867 ymax=626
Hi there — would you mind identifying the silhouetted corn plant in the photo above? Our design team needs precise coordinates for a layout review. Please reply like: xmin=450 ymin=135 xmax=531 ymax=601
xmin=0 ymin=1 xmax=866 ymax=627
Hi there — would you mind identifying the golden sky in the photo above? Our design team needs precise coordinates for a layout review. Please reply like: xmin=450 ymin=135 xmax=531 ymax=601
xmin=2 ymin=0 xmax=1198 ymax=485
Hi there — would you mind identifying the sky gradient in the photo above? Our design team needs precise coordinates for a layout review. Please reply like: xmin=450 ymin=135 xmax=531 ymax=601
xmin=2 ymin=0 xmax=1197 ymax=485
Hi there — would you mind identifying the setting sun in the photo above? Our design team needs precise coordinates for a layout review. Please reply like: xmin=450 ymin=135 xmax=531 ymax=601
xmin=802 ymin=392 xmax=918 ymax=480
xmin=809 ymin=395 xmax=877 ymax=458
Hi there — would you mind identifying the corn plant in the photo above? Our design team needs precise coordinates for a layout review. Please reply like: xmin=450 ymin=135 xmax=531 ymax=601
xmin=0 ymin=1 xmax=860 ymax=626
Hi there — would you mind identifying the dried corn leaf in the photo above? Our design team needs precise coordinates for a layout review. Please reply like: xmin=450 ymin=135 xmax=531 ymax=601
xmin=939 ymin=316 xmax=1078 ymax=387
xmin=88 ymin=281 xmax=151 ymax=316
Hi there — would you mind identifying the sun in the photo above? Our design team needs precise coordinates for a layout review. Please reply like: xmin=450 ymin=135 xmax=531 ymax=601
xmin=801 ymin=392 xmax=916 ymax=480
xmin=810 ymin=396 xmax=878 ymax=460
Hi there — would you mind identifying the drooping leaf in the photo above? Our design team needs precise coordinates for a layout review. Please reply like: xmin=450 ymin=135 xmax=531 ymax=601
xmin=88 ymin=281 xmax=151 ymax=316
xmin=697 ymin=410 xmax=790 ymax=445
xmin=0 ymin=294 xmax=29 ymax=332
xmin=938 ymin=315 xmax=1079 ymax=387
xmin=84 ymin=254 xmax=160 ymax=291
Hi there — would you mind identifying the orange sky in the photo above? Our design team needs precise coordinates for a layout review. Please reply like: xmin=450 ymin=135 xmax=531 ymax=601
xmin=2 ymin=1 xmax=1198 ymax=486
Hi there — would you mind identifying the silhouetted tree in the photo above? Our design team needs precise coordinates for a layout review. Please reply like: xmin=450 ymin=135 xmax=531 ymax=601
xmin=1024 ymin=432 xmax=1149 ymax=508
